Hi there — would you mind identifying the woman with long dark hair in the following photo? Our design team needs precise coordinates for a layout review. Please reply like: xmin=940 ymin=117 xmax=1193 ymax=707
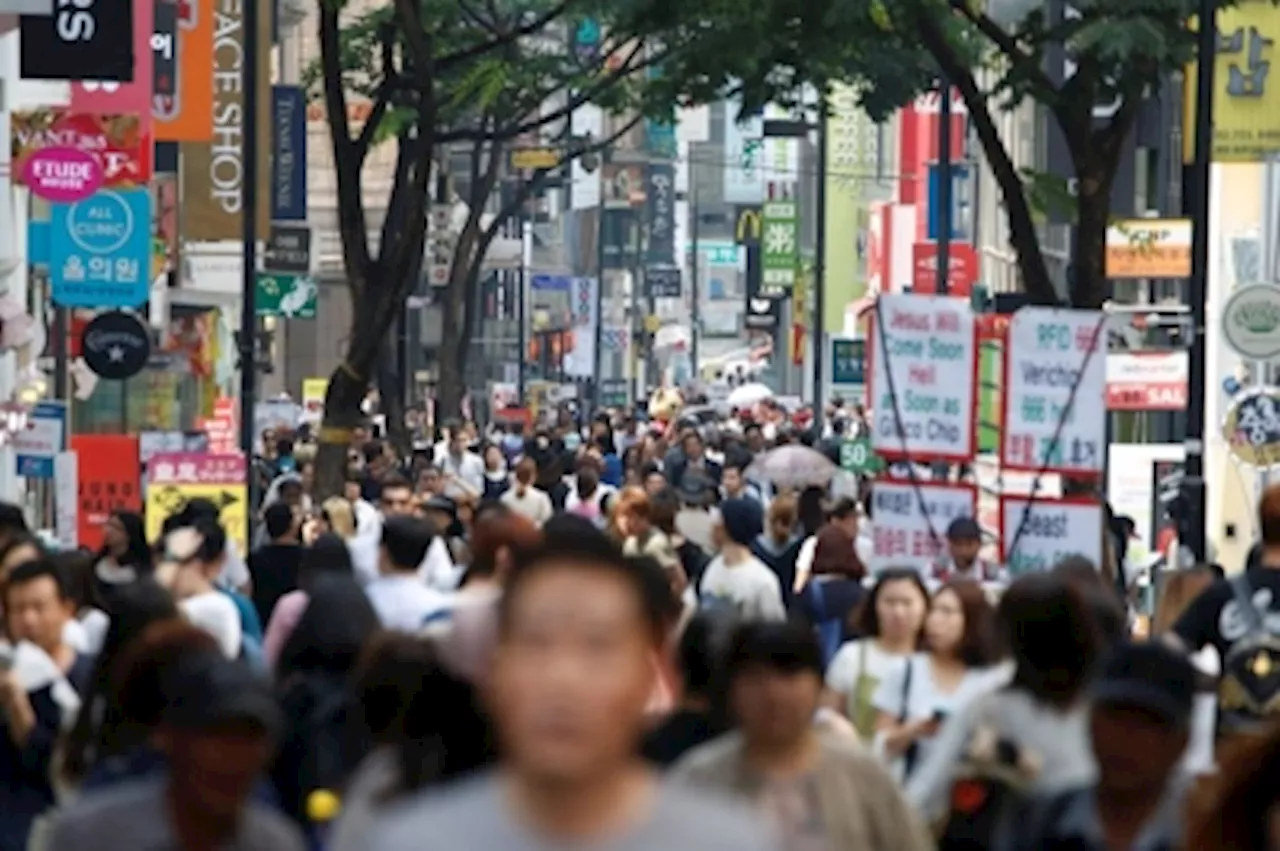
xmin=94 ymin=511 xmax=152 ymax=603
xmin=262 ymin=534 xmax=354 ymax=668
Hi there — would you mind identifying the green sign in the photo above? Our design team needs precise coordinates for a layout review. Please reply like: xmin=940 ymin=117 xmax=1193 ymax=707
xmin=831 ymin=338 xmax=865 ymax=386
xmin=256 ymin=273 xmax=317 ymax=319
xmin=599 ymin=378 xmax=629 ymax=408
xmin=761 ymin=199 xmax=798 ymax=295
xmin=840 ymin=438 xmax=883 ymax=475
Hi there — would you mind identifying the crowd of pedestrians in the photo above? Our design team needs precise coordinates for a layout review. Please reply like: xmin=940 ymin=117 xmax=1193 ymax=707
xmin=0 ymin=407 xmax=1279 ymax=850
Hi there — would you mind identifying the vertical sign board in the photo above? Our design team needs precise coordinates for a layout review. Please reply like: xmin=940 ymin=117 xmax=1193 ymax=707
xmin=760 ymin=199 xmax=798 ymax=296
xmin=50 ymin=189 xmax=153 ymax=308
xmin=180 ymin=0 xmax=270 ymax=239
xmin=154 ymin=0 xmax=214 ymax=141
xmin=870 ymin=481 xmax=977 ymax=574
xmin=152 ymin=0 xmax=179 ymax=100
xmin=1001 ymin=307 xmax=1107 ymax=476
xmin=1001 ymin=497 xmax=1103 ymax=576
xmin=867 ymin=294 xmax=978 ymax=462
xmin=20 ymin=0 xmax=134 ymax=80
xmin=722 ymin=98 xmax=765 ymax=204
xmin=72 ymin=434 xmax=142 ymax=552
xmin=270 ymin=86 xmax=308 ymax=221
xmin=644 ymin=163 xmax=675 ymax=266
xmin=13 ymin=401 xmax=67 ymax=479
xmin=54 ymin=452 xmax=79 ymax=551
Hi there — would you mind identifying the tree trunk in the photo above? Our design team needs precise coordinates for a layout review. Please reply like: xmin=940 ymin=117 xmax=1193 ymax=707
xmin=314 ymin=361 xmax=370 ymax=499
xmin=1070 ymin=165 xmax=1113 ymax=310
xmin=378 ymin=357 xmax=411 ymax=455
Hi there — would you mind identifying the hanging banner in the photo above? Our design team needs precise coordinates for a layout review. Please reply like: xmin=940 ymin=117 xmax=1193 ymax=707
xmin=911 ymin=242 xmax=978 ymax=297
xmin=1002 ymin=307 xmax=1106 ymax=476
xmin=69 ymin=0 xmax=155 ymax=173
xmin=644 ymin=163 xmax=675 ymax=265
xmin=12 ymin=111 xmax=148 ymax=190
xmin=723 ymin=98 xmax=764 ymax=204
xmin=154 ymin=0 xmax=215 ymax=141
xmin=867 ymin=293 xmax=977 ymax=462
xmin=270 ymin=85 xmax=308 ymax=221
xmin=71 ymin=434 xmax=142 ymax=552
xmin=145 ymin=453 xmax=249 ymax=557
xmin=1001 ymin=496 xmax=1103 ymax=576
xmin=180 ymin=0 xmax=269 ymax=238
xmin=19 ymin=0 xmax=134 ymax=81
xmin=869 ymin=481 xmax=977 ymax=573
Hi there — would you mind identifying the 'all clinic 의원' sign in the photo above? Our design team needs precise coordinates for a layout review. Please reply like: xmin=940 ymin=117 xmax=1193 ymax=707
xmin=1001 ymin=497 xmax=1103 ymax=576
xmin=868 ymin=294 xmax=977 ymax=461
xmin=1002 ymin=307 xmax=1106 ymax=476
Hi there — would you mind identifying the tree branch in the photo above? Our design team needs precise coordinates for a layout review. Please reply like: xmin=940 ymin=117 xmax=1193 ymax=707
xmin=917 ymin=16 xmax=1060 ymax=306
xmin=318 ymin=1 xmax=371 ymax=292
xmin=948 ymin=0 xmax=1059 ymax=103
xmin=435 ymin=0 xmax=572 ymax=74
xmin=353 ymin=27 xmax=398 ymax=156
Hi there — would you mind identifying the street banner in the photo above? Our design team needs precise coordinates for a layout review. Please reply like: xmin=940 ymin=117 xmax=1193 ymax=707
xmin=154 ymin=0 xmax=214 ymax=141
xmin=71 ymin=434 xmax=142 ymax=552
xmin=1001 ymin=496 xmax=1103 ymax=576
xmin=867 ymin=293 xmax=977 ymax=462
xmin=761 ymin=199 xmax=798 ymax=295
xmin=270 ymin=86 xmax=308 ymax=221
xmin=869 ymin=481 xmax=977 ymax=574
xmin=20 ymin=0 xmax=133 ymax=80
xmin=1001 ymin=307 xmax=1106 ymax=476
xmin=644 ymin=163 xmax=675 ymax=265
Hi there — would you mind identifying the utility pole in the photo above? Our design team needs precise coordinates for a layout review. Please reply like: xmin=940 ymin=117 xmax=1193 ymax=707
xmin=592 ymin=171 xmax=606 ymax=414
xmin=690 ymin=178 xmax=700 ymax=378
xmin=517 ymin=213 xmax=531 ymax=406
xmin=812 ymin=104 xmax=828 ymax=431
xmin=238 ymin=0 xmax=259 ymax=544
xmin=1183 ymin=0 xmax=1217 ymax=562
xmin=936 ymin=76 xmax=952 ymax=296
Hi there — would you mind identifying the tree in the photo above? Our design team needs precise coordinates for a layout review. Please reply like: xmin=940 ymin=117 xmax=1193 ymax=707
xmin=311 ymin=0 xmax=762 ymax=496
xmin=722 ymin=0 xmax=1200 ymax=310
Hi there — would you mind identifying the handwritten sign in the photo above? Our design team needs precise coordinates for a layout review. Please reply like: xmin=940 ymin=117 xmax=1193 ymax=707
xmin=870 ymin=481 xmax=977 ymax=573
xmin=869 ymin=294 xmax=976 ymax=461
xmin=1001 ymin=497 xmax=1103 ymax=576
xmin=1002 ymin=307 xmax=1106 ymax=475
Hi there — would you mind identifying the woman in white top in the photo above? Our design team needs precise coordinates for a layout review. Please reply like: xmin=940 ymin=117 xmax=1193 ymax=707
xmin=874 ymin=578 xmax=998 ymax=783
xmin=825 ymin=568 xmax=929 ymax=742
xmin=499 ymin=458 xmax=554 ymax=527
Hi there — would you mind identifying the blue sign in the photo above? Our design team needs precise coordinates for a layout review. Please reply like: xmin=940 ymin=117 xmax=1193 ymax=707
xmin=28 ymin=219 xmax=50 ymax=266
xmin=531 ymin=273 xmax=572 ymax=292
xmin=50 ymin=188 xmax=151 ymax=308
xmin=926 ymin=163 xmax=972 ymax=241
xmin=14 ymin=401 xmax=67 ymax=480
xmin=270 ymin=85 xmax=308 ymax=221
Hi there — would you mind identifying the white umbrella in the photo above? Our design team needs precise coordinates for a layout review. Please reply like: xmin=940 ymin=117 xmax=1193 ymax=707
xmin=726 ymin=381 xmax=774 ymax=408
xmin=747 ymin=445 xmax=838 ymax=490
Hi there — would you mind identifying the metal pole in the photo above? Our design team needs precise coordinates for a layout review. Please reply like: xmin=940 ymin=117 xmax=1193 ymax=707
xmin=690 ymin=179 xmax=700 ymax=380
xmin=239 ymin=0 xmax=259 ymax=541
xmin=937 ymin=76 xmax=952 ymax=296
xmin=592 ymin=190 xmax=605 ymax=413
xmin=1183 ymin=0 xmax=1217 ymax=562
xmin=631 ymin=214 xmax=642 ymax=404
xmin=812 ymin=104 xmax=828 ymax=431
xmin=517 ymin=215 xmax=530 ymax=405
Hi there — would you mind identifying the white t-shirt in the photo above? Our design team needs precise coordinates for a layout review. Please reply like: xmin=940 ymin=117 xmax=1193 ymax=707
xmin=366 ymin=574 xmax=454 ymax=633
xmin=826 ymin=639 xmax=911 ymax=696
xmin=698 ymin=553 xmax=786 ymax=622
xmin=217 ymin=539 xmax=251 ymax=591
xmin=63 ymin=609 xmax=110 ymax=656
xmin=500 ymin=487 xmax=554 ymax=527
xmin=181 ymin=592 xmax=243 ymax=659
xmin=872 ymin=653 xmax=991 ymax=783
xmin=438 ymin=451 xmax=485 ymax=498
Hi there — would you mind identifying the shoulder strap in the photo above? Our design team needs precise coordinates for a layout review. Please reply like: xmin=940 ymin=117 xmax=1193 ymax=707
xmin=1230 ymin=573 xmax=1267 ymax=635
xmin=898 ymin=657 xmax=914 ymax=722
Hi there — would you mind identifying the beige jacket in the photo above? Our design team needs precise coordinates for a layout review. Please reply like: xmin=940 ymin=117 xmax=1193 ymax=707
xmin=671 ymin=732 xmax=935 ymax=851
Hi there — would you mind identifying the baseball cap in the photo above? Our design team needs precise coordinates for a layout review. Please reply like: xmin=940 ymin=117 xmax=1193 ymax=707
xmin=1091 ymin=641 xmax=1196 ymax=726
xmin=946 ymin=517 xmax=983 ymax=541
xmin=161 ymin=653 xmax=281 ymax=735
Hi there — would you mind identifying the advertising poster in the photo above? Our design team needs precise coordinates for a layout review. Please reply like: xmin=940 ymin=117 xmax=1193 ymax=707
xmin=71 ymin=434 xmax=142 ymax=552
xmin=145 ymin=453 xmax=249 ymax=556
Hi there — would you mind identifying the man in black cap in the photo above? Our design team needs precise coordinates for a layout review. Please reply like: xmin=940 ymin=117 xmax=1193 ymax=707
xmin=47 ymin=653 xmax=304 ymax=851
xmin=929 ymin=516 xmax=1005 ymax=584
xmin=995 ymin=642 xmax=1196 ymax=851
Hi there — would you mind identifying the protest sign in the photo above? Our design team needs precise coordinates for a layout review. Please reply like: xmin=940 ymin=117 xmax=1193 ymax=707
xmin=1001 ymin=496 xmax=1103 ymax=576
xmin=870 ymin=480 xmax=977 ymax=573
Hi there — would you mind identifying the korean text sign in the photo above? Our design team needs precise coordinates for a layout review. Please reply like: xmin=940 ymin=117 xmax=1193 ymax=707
xmin=870 ymin=481 xmax=977 ymax=573
xmin=71 ymin=434 xmax=142 ymax=552
xmin=50 ymin=188 xmax=152 ymax=308
xmin=761 ymin=199 xmax=799 ymax=295
xmin=868 ymin=294 xmax=977 ymax=462
xmin=145 ymin=453 xmax=249 ymax=557
xmin=1001 ymin=497 xmax=1103 ymax=576
xmin=1002 ymin=307 xmax=1106 ymax=475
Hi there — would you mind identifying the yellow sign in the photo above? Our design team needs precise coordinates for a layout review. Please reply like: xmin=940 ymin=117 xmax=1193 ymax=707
xmin=301 ymin=377 xmax=328 ymax=425
xmin=146 ymin=483 xmax=249 ymax=558
xmin=1184 ymin=2 xmax=1280 ymax=162
xmin=1104 ymin=218 xmax=1193 ymax=278
xmin=735 ymin=206 xmax=762 ymax=245
xmin=510 ymin=148 xmax=560 ymax=170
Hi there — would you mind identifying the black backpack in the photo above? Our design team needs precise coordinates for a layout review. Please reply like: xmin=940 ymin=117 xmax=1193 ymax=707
xmin=272 ymin=674 xmax=367 ymax=828
xmin=1218 ymin=574 xmax=1280 ymax=732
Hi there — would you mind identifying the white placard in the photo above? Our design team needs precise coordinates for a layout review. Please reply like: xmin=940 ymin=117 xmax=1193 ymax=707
xmin=1002 ymin=307 xmax=1106 ymax=475
xmin=1001 ymin=497 xmax=1103 ymax=576
xmin=870 ymin=480 xmax=977 ymax=573
xmin=868 ymin=294 xmax=976 ymax=460
xmin=54 ymin=452 xmax=78 ymax=551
